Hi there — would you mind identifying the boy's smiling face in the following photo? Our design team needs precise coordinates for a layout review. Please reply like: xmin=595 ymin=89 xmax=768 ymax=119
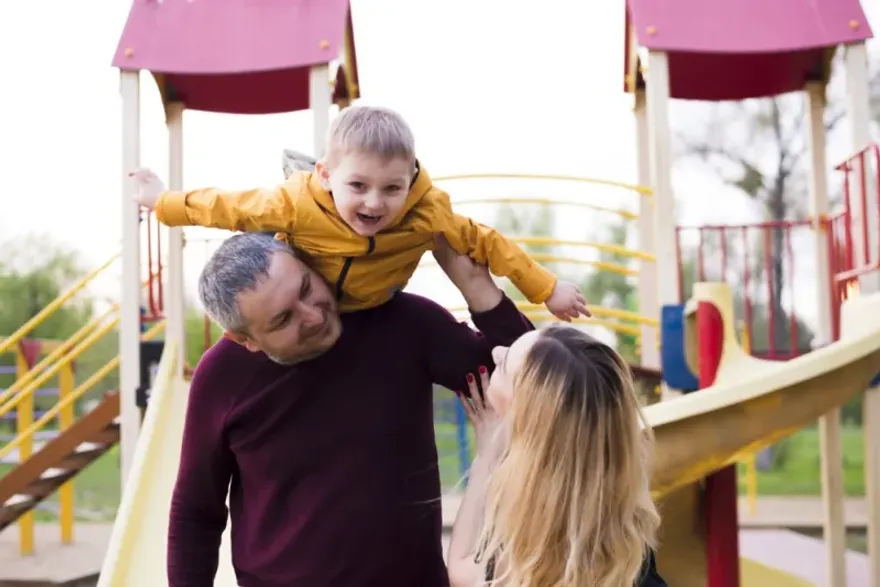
xmin=317 ymin=151 xmax=414 ymax=237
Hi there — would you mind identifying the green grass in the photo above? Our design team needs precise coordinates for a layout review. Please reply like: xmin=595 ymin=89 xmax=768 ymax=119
xmin=735 ymin=425 xmax=866 ymax=496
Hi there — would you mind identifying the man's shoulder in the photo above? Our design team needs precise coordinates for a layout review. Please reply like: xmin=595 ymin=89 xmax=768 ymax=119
xmin=384 ymin=292 xmax=452 ymax=318
xmin=191 ymin=336 xmax=267 ymax=391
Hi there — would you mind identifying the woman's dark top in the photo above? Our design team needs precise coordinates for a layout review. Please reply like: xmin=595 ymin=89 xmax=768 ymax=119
xmin=484 ymin=549 xmax=668 ymax=585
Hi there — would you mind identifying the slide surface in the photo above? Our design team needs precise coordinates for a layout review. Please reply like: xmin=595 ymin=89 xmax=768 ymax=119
xmin=96 ymin=287 xmax=880 ymax=586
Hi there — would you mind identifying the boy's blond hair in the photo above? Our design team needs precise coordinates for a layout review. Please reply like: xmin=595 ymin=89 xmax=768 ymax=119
xmin=324 ymin=105 xmax=416 ymax=167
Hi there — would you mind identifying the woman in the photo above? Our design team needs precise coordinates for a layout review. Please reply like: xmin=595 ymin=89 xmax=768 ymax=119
xmin=447 ymin=325 xmax=666 ymax=587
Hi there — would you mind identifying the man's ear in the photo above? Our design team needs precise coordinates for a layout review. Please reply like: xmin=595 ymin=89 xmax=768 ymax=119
xmin=224 ymin=330 xmax=262 ymax=353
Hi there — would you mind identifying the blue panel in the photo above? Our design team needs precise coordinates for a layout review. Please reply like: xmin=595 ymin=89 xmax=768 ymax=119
xmin=661 ymin=304 xmax=699 ymax=392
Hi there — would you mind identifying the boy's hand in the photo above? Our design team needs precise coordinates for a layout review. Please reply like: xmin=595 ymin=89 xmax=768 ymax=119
xmin=128 ymin=168 xmax=166 ymax=210
xmin=545 ymin=280 xmax=590 ymax=322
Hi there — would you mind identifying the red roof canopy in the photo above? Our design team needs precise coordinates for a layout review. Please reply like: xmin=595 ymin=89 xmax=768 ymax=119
xmin=624 ymin=0 xmax=874 ymax=100
xmin=112 ymin=0 xmax=359 ymax=114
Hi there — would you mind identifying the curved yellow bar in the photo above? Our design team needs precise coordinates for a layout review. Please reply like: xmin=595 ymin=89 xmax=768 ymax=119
xmin=507 ymin=236 xmax=655 ymax=261
xmin=418 ymin=254 xmax=637 ymax=277
xmin=433 ymin=172 xmax=653 ymax=197
xmin=452 ymin=197 xmax=638 ymax=220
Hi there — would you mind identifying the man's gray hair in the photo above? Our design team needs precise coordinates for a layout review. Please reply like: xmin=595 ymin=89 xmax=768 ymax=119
xmin=198 ymin=232 xmax=295 ymax=333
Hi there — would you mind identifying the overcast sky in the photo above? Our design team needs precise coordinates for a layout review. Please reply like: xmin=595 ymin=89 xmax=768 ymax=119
xmin=0 ymin=0 xmax=877 ymax=338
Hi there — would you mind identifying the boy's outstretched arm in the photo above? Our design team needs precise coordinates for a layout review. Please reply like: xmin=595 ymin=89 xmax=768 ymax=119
xmin=431 ymin=194 xmax=590 ymax=321
xmin=129 ymin=167 xmax=298 ymax=233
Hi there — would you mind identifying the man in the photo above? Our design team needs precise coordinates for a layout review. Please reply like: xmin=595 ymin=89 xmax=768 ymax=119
xmin=168 ymin=232 xmax=533 ymax=587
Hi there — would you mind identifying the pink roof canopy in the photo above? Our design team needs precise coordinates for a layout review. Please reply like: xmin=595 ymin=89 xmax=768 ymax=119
xmin=624 ymin=0 xmax=874 ymax=100
xmin=112 ymin=0 xmax=360 ymax=114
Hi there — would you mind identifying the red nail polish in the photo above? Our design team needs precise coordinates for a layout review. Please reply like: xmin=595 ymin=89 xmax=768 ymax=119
xmin=466 ymin=373 xmax=474 ymax=383
xmin=478 ymin=365 xmax=487 ymax=374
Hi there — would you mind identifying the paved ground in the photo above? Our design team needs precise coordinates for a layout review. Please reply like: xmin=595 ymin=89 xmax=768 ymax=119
xmin=0 ymin=495 xmax=871 ymax=586
xmin=0 ymin=523 xmax=110 ymax=586
xmin=441 ymin=494 xmax=869 ymax=528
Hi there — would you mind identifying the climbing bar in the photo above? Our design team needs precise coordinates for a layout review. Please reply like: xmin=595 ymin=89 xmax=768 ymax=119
xmin=433 ymin=173 xmax=653 ymax=197
xmin=452 ymin=197 xmax=637 ymax=220
xmin=0 ymin=321 xmax=166 ymax=460
xmin=419 ymin=254 xmax=636 ymax=277
xmin=507 ymin=236 xmax=655 ymax=261
xmin=513 ymin=303 xmax=659 ymax=327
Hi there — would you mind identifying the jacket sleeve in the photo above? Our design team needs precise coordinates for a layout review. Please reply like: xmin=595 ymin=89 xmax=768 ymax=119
xmin=403 ymin=293 xmax=534 ymax=395
xmin=442 ymin=210 xmax=558 ymax=305
xmin=153 ymin=181 xmax=298 ymax=233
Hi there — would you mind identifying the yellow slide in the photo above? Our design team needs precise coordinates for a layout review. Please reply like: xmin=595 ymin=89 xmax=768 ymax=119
xmin=95 ymin=285 xmax=880 ymax=587
xmin=96 ymin=343 xmax=238 ymax=587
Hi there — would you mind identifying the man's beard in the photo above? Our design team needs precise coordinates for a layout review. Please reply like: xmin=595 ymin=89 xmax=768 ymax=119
xmin=265 ymin=321 xmax=340 ymax=366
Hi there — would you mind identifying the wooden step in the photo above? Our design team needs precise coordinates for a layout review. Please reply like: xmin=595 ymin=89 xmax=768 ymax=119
xmin=0 ymin=392 xmax=121 ymax=531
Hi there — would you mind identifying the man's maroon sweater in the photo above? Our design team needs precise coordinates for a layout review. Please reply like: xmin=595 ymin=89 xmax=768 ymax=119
xmin=167 ymin=293 xmax=533 ymax=587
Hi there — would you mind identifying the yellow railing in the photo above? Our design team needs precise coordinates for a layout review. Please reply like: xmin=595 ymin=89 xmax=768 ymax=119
xmin=0 ymin=251 xmax=166 ymax=555
xmin=433 ymin=173 xmax=653 ymax=197
xmin=0 ymin=253 xmax=119 ymax=358
xmin=2 ymin=320 xmax=166 ymax=555
xmin=453 ymin=197 xmax=638 ymax=220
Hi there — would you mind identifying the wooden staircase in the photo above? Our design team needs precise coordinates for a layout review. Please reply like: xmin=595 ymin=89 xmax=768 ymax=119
xmin=0 ymin=392 xmax=120 ymax=532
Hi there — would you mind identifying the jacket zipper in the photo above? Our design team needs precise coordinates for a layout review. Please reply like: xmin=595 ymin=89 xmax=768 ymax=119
xmin=335 ymin=236 xmax=375 ymax=301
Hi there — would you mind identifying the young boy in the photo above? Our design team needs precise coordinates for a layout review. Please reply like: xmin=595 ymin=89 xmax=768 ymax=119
xmin=131 ymin=105 xmax=589 ymax=320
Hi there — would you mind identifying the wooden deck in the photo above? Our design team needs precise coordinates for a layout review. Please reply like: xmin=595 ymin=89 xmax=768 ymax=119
xmin=0 ymin=524 xmax=111 ymax=587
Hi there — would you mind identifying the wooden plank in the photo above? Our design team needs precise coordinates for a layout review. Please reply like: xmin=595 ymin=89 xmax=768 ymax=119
xmin=0 ymin=393 xmax=120 ymax=505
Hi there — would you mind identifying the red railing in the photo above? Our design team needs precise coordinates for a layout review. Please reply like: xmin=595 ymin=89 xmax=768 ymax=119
xmin=676 ymin=142 xmax=880 ymax=354
xmin=830 ymin=143 xmax=880 ymax=338
xmin=676 ymin=220 xmax=811 ymax=361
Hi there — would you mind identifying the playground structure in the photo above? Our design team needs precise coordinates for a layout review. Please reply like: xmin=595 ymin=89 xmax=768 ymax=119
xmin=0 ymin=0 xmax=877 ymax=586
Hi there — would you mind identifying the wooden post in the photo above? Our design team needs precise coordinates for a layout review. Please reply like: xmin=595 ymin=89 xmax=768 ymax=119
xmin=119 ymin=69 xmax=142 ymax=489
xmin=805 ymin=80 xmax=847 ymax=587
xmin=165 ymin=102 xmax=186 ymax=375
xmin=309 ymin=64 xmax=331 ymax=158
xmin=634 ymin=89 xmax=659 ymax=371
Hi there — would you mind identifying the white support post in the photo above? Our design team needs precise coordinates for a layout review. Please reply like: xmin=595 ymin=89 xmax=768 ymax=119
xmin=119 ymin=70 xmax=142 ymax=489
xmin=845 ymin=40 xmax=880 ymax=587
xmin=845 ymin=41 xmax=880 ymax=293
xmin=166 ymin=102 xmax=186 ymax=375
xmin=805 ymin=81 xmax=847 ymax=587
xmin=643 ymin=51 xmax=679 ymax=309
xmin=643 ymin=51 xmax=678 ymax=402
xmin=309 ymin=64 xmax=331 ymax=158
xmin=634 ymin=89 xmax=659 ymax=371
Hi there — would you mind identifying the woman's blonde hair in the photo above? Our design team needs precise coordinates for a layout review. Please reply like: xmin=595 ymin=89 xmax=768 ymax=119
xmin=479 ymin=325 xmax=660 ymax=587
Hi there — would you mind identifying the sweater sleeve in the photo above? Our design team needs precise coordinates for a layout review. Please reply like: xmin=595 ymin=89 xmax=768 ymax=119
xmin=424 ymin=191 xmax=558 ymax=304
xmin=167 ymin=341 xmax=240 ymax=586
xmin=154 ymin=181 xmax=298 ymax=233
xmin=408 ymin=293 xmax=534 ymax=394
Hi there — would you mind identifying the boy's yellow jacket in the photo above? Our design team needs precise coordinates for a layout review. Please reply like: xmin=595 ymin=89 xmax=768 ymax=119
xmin=154 ymin=164 xmax=557 ymax=312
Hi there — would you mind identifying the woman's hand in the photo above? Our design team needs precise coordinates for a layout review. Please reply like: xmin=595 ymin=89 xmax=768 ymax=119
xmin=460 ymin=366 xmax=506 ymax=464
